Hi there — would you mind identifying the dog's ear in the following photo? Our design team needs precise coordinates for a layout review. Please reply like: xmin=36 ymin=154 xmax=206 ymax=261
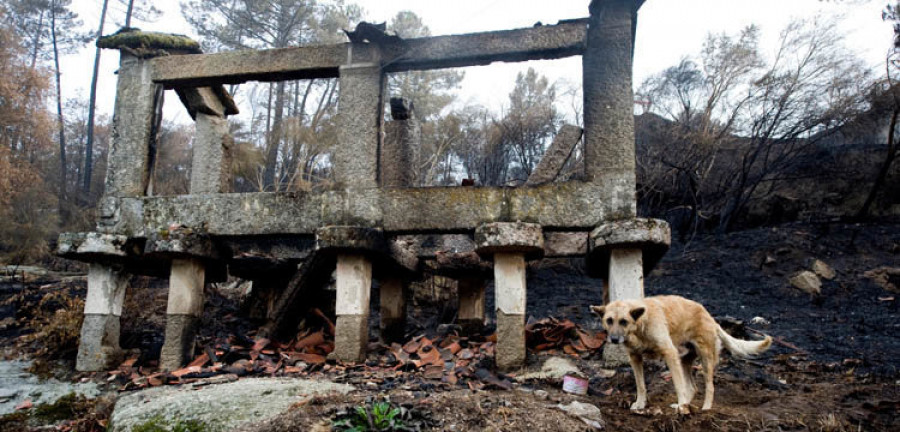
xmin=629 ymin=306 xmax=645 ymax=322
xmin=590 ymin=305 xmax=605 ymax=317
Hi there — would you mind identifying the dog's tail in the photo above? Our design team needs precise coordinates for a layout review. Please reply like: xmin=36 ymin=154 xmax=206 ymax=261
xmin=716 ymin=325 xmax=772 ymax=359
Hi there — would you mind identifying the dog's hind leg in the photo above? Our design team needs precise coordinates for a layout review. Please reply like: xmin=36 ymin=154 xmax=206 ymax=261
xmin=628 ymin=352 xmax=647 ymax=411
xmin=699 ymin=343 xmax=719 ymax=410
xmin=681 ymin=344 xmax=698 ymax=403
xmin=662 ymin=346 xmax=691 ymax=414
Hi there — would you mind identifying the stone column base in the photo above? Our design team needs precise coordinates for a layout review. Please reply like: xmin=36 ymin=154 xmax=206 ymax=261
xmin=495 ymin=311 xmax=526 ymax=371
xmin=333 ymin=314 xmax=368 ymax=363
xmin=76 ymin=314 xmax=124 ymax=371
xmin=160 ymin=314 xmax=200 ymax=371
xmin=458 ymin=279 xmax=485 ymax=335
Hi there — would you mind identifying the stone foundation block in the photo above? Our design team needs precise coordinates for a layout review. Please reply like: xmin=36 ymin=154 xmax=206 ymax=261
xmin=76 ymin=314 xmax=124 ymax=371
xmin=495 ymin=311 xmax=526 ymax=370
xmin=475 ymin=222 xmax=544 ymax=260
xmin=160 ymin=314 xmax=200 ymax=371
xmin=333 ymin=314 xmax=368 ymax=362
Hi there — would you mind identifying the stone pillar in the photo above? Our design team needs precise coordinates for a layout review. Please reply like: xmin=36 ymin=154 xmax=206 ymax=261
xmin=608 ymin=249 xmax=644 ymax=301
xmin=383 ymin=98 xmax=421 ymax=187
xmin=457 ymin=278 xmax=486 ymax=334
xmin=160 ymin=258 xmax=205 ymax=371
xmin=475 ymin=222 xmax=543 ymax=370
xmin=493 ymin=253 xmax=527 ymax=370
xmin=191 ymin=113 xmax=232 ymax=194
xmin=379 ymin=277 xmax=406 ymax=343
xmin=76 ymin=264 xmax=128 ymax=371
xmin=105 ymin=52 xmax=164 ymax=198
xmin=335 ymin=63 xmax=384 ymax=189
xmin=333 ymin=254 xmax=373 ymax=362
xmin=582 ymin=0 xmax=639 ymax=216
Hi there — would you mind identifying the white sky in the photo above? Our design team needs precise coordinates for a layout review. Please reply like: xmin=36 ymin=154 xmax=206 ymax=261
xmin=64 ymin=0 xmax=893 ymax=125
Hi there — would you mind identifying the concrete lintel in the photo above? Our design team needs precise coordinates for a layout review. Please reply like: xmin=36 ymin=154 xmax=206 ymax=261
xmin=475 ymin=222 xmax=544 ymax=260
xmin=150 ymin=20 xmax=585 ymax=88
xmin=175 ymin=86 xmax=238 ymax=120
xmin=587 ymin=218 xmax=670 ymax=278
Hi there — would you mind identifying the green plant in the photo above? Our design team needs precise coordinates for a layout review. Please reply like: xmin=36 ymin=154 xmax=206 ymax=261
xmin=332 ymin=401 xmax=409 ymax=432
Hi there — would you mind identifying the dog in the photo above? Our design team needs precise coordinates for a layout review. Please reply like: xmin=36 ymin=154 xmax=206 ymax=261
xmin=591 ymin=295 xmax=772 ymax=413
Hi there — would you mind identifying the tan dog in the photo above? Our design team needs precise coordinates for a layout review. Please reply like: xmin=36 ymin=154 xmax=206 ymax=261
xmin=591 ymin=295 xmax=772 ymax=413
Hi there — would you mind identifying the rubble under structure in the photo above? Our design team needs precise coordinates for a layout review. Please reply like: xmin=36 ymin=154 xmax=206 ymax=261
xmin=60 ymin=0 xmax=669 ymax=372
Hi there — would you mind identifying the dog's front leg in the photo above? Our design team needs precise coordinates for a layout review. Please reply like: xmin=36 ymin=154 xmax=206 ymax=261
xmin=628 ymin=352 xmax=647 ymax=411
xmin=662 ymin=347 xmax=691 ymax=414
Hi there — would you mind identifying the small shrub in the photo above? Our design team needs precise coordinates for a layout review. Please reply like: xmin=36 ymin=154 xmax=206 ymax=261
xmin=332 ymin=401 xmax=409 ymax=432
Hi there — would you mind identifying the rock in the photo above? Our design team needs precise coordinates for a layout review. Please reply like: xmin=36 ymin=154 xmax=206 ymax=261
xmin=750 ymin=316 xmax=771 ymax=326
xmin=764 ymin=255 xmax=777 ymax=265
xmin=109 ymin=377 xmax=354 ymax=431
xmin=0 ymin=360 xmax=101 ymax=416
xmin=789 ymin=271 xmax=821 ymax=295
xmin=534 ymin=390 xmax=549 ymax=400
xmin=811 ymin=259 xmax=836 ymax=280
xmin=516 ymin=356 xmax=581 ymax=381
xmin=863 ymin=267 xmax=900 ymax=293
xmin=556 ymin=400 xmax=604 ymax=429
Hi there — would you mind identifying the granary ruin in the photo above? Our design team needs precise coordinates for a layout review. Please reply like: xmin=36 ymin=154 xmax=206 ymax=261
xmin=59 ymin=0 xmax=669 ymax=373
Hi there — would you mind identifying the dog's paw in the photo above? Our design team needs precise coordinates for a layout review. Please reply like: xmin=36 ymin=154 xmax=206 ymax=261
xmin=630 ymin=401 xmax=647 ymax=411
xmin=670 ymin=403 xmax=691 ymax=415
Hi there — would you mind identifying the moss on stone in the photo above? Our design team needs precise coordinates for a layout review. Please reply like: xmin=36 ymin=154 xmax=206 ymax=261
xmin=98 ymin=28 xmax=201 ymax=54
xmin=131 ymin=415 xmax=212 ymax=432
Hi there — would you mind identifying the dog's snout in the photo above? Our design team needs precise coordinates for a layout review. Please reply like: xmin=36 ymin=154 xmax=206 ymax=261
xmin=610 ymin=335 xmax=625 ymax=344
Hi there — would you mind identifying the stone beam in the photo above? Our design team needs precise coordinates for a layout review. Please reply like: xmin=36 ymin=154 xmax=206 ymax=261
xmin=150 ymin=20 xmax=586 ymax=88
xmin=118 ymin=177 xmax=632 ymax=236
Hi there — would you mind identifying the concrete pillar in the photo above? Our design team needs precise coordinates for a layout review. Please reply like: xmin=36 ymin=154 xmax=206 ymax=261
xmin=335 ymin=64 xmax=384 ymax=189
xmin=493 ymin=253 xmax=527 ymax=370
xmin=603 ymin=248 xmax=644 ymax=364
xmin=383 ymin=98 xmax=421 ymax=187
xmin=582 ymin=0 xmax=638 ymax=216
xmin=76 ymin=264 xmax=128 ymax=371
xmin=105 ymin=52 xmax=164 ymax=198
xmin=379 ymin=277 xmax=406 ymax=343
xmin=333 ymin=254 xmax=372 ymax=362
xmin=160 ymin=258 xmax=205 ymax=371
xmin=457 ymin=278 xmax=486 ymax=334
xmin=190 ymin=113 xmax=232 ymax=194
xmin=608 ymin=248 xmax=644 ymax=301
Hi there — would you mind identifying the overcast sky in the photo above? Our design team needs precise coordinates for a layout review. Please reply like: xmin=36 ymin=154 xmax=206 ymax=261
xmin=64 ymin=0 xmax=893 ymax=125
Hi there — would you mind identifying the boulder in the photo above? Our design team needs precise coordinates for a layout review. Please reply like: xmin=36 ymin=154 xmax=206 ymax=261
xmin=109 ymin=378 xmax=353 ymax=431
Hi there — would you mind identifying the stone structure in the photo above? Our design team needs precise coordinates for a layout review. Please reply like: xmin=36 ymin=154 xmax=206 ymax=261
xmin=62 ymin=0 xmax=667 ymax=372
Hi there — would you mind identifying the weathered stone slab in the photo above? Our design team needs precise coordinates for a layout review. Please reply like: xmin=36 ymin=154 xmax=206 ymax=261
xmin=588 ymin=218 xmax=670 ymax=278
xmin=57 ymin=232 xmax=132 ymax=258
xmin=117 ymin=180 xmax=624 ymax=236
xmin=150 ymin=20 xmax=586 ymax=87
xmin=475 ymin=222 xmax=544 ymax=260
xmin=526 ymin=124 xmax=583 ymax=186
xmin=316 ymin=226 xmax=386 ymax=255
